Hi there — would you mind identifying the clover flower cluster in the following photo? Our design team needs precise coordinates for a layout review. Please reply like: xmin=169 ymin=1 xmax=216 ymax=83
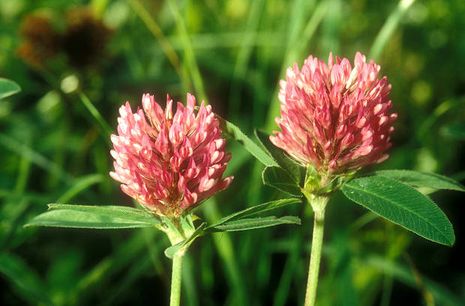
xmin=271 ymin=52 xmax=397 ymax=175
xmin=110 ymin=93 xmax=232 ymax=217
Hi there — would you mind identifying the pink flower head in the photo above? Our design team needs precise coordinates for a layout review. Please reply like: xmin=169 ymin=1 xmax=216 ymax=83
xmin=271 ymin=52 xmax=397 ymax=175
xmin=110 ymin=93 xmax=233 ymax=217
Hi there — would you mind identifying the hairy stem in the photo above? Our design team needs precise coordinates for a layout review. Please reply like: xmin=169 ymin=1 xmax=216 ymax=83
xmin=170 ymin=254 xmax=184 ymax=306
xmin=304 ymin=195 xmax=328 ymax=306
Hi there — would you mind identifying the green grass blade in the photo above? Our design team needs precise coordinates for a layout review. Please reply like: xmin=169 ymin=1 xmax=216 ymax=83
xmin=369 ymin=0 xmax=416 ymax=60
xmin=265 ymin=0 xmax=327 ymax=130
xmin=78 ymin=92 xmax=113 ymax=139
xmin=167 ymin=0 xmax=206 ymax=100
xmin=202 ymin=201 xmax=248 ymax=305
xmin=0 ymin=133 xmax=74 ymax=184
xmin=128 ymin=0 xmax=183 ymax=78
xmin=295 ymin=1 xmax=329 ymax=57
xmin=228 ymin=0 xmax=265 ymax=118
xmin=56 ymin=174 xmax=104 ymax=203
xmin=14 ymin=151 xmax=32 ymax=194
xmin=273 ymin=235 xmax=302 ymax=306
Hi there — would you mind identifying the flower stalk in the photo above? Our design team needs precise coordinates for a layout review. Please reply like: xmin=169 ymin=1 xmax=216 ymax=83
xmin=165 ymin=217 xmax=191 ymax=306
xmin=170 ymin=254 xmax=184 ymax=306
xmin=303 ymin=195 xmax=328 ymax=306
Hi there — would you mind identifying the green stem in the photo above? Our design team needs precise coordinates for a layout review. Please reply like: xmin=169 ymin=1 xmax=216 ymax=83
xmin=170 ymin=254 xmax=184 ymax=306
xmin=304 ymin=195 xmax=328 ymax=306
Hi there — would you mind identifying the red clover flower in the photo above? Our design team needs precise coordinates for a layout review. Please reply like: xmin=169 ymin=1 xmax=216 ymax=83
xmin=110 ymin=93 xmax=233 ymax=217
xmin=271 ymin=52 xmax=397 ymax=179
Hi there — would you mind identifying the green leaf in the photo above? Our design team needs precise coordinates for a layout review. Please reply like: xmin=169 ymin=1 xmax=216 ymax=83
xmin=208 ymin=216 xmax=301 ymax=232
xmin=57 ymin=174 xmax=104 ymax=203
xmin=26 ymin=204 xmax=161 ymax=229
xmin=342 ymin=176 xmax=455 ymax=246
xmin=255 ymin=129 xmax=303 ymax=182
xmin=78 ymin=92 xmax=112 ymax=139
xmin=204 ymin=198 xmax=301 ymax=233
xmin=217 ymin=116 xmax=278 ymax=167
xmin=0 ymin=78 xmax=21 ymax=100
xmin=262 ymin=166 xmax=302 ymax=196
xmin=207 ymin=198 xmax=301 ymax=230
xmin=375 ymin=170 xmax=465 ymax=192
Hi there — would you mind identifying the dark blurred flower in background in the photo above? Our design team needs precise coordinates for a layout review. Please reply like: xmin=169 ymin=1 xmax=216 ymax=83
xmin=17 ymin=13 xmax=60 ymax=69
xmin=17 ymin=6 xmax=112 ymax=71
xmin=62 ymin=7 xmax=112 ymax=69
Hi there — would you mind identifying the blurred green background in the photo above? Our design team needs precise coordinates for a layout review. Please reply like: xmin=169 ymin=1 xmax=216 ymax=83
xmin=1 ymin=0 xmax=465 ymax=305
